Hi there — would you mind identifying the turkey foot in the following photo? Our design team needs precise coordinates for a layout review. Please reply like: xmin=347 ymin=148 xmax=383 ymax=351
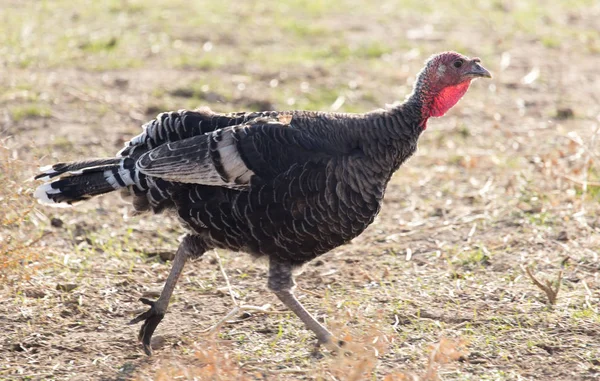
xmin=314 ymin=336 xmax=351 ymax=357
xmin=268 ymin=259 xmax=350 ymax=355
xmin=129 ymin=297 xmax=165 ymax=355
xmin=128 ymin=235 xmax=202 ymax=355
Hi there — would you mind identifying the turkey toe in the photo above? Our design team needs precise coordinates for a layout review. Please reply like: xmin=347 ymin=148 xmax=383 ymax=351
xmin=129 ymin=298 xmax=165 ymax=355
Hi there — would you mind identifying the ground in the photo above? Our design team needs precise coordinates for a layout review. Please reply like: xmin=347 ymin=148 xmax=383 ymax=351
xmin=1 ymin=0 xmax=599 ymax=380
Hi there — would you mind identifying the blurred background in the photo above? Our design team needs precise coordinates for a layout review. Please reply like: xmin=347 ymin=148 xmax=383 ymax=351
xmin=1 ymin=1 xmax=599 ymax=380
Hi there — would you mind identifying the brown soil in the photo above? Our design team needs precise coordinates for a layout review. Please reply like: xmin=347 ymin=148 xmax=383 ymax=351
xmin=1 ymin=1 xmax=599 ymax=380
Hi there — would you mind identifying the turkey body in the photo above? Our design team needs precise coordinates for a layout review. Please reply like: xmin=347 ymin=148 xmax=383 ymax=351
xmin=119 ymin=108 xmax=420 ymax=265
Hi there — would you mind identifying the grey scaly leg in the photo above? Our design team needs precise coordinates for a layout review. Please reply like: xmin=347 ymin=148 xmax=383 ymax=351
xmin=268 ymin=259 xmax=341 ymax=351
xmin=129 ymin=234 xmax=206 ymax=355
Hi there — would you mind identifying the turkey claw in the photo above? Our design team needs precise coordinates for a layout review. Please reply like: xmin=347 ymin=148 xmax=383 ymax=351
xmin=129 ymin=298 xmax=165 ymax=356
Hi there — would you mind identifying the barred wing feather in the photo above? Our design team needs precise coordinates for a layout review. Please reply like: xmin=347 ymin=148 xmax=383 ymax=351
xmin=136 ymin=119 xmax=352 ymax=188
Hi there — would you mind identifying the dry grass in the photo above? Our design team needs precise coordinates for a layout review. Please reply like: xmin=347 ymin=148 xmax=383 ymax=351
xmin=142 ymin=317 xmax=466 ymax=380
xmin=383 ymin=338 xmax=468 ymax=381
xmin=0 ymin=141 xmax=44 ymax=285
xmin=1 ymin=0 xmax=600 ymax=380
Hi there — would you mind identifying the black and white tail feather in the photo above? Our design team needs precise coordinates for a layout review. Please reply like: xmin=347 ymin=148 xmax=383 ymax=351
xmin=33 ymin=108 xmax=281 ymax=209
xmin=34 ymin=157 xmax=138 ymax=206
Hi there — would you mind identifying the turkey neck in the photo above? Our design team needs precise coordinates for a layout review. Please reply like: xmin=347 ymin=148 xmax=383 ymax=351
xmin=296 ymin=100 xmax=428 ymax=206
xmin=357 ymin=97 xmax=426 ymax=173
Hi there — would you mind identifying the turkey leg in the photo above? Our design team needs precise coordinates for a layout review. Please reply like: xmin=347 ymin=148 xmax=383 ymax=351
xmin=129 ymin=234 xmax=206 ymax=355
xmin=268 ymin=259 xmax=342 ymax=352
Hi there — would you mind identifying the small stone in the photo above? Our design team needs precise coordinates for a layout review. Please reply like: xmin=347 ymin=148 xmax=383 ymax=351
xmin=50 ymin=217 xmax=64 ymax=228
xmin=431 ymin=207 xmax=444 ymax=217
xmin=144 ymin=250 xmax=175 ymax=261
xmin=113 ymin=78 xmax=129 ymax=88
xmin=557 ymin=231 xmax=569 ymax=241
xmin=159 ymin=251 xmax=175 ymax=261
xmin=151 ymin=335 xmax=166 ymax=350
xmin=517 ymin=201 xmax=542 ymax=214
xmin=556 ymin=107 xmax=574 ymax=120
xmin=170 ymin=88 xmax=195 ymax=98
xmin=56 ymin=283 xmax=78 ymax=292
xmin=24 ymin=288 xmax=46 ymax=298
xmin=141 ymin=290 xmax=161 ymax=298
xmin=517 ymin=201 xmax=532 ymax=213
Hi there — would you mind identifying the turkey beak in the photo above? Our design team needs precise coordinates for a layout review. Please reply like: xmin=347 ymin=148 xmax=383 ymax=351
xmin=465 ymin=58 xmax=492 ymax=79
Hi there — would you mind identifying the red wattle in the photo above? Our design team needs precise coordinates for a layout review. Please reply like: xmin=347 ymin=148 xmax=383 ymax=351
xmin=429 ymin=81 xmax=471 ymax=118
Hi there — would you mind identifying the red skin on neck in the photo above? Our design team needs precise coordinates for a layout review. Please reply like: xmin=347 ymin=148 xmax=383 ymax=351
xmin=430 ymin=81 xmax=471 ymax=117
xmin=421 ymin=80 xmax=472 ymax=129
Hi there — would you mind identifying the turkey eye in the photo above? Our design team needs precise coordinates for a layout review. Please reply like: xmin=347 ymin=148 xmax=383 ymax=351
xmin=453 ymin=59 xmax=464 ymax=68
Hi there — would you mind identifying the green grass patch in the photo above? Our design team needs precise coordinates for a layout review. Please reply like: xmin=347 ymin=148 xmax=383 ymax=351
xmin=79 ymin=36 xmax=119 ymax=53
xmin=570 ymin=307 xmax=600 ymax=323
xmin=10 ymin=105 xmax=52 ymax=121
xmin=454 ymin=247 xmax=491 ymax=268
xmin=171 ymin=53 xmax=230 ymax=71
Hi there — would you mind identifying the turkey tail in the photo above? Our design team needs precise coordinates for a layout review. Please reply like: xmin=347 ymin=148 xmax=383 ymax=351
xmin=34 ymin=157 xmax=137 ymax=206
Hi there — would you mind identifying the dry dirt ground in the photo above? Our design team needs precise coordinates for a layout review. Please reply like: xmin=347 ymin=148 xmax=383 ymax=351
xmin=1 ymin=1 xmax=600 ymax=380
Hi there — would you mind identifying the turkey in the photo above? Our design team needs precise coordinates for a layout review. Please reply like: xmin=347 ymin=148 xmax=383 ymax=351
xmin=34 ymin=51 xmax=491 ymax=355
